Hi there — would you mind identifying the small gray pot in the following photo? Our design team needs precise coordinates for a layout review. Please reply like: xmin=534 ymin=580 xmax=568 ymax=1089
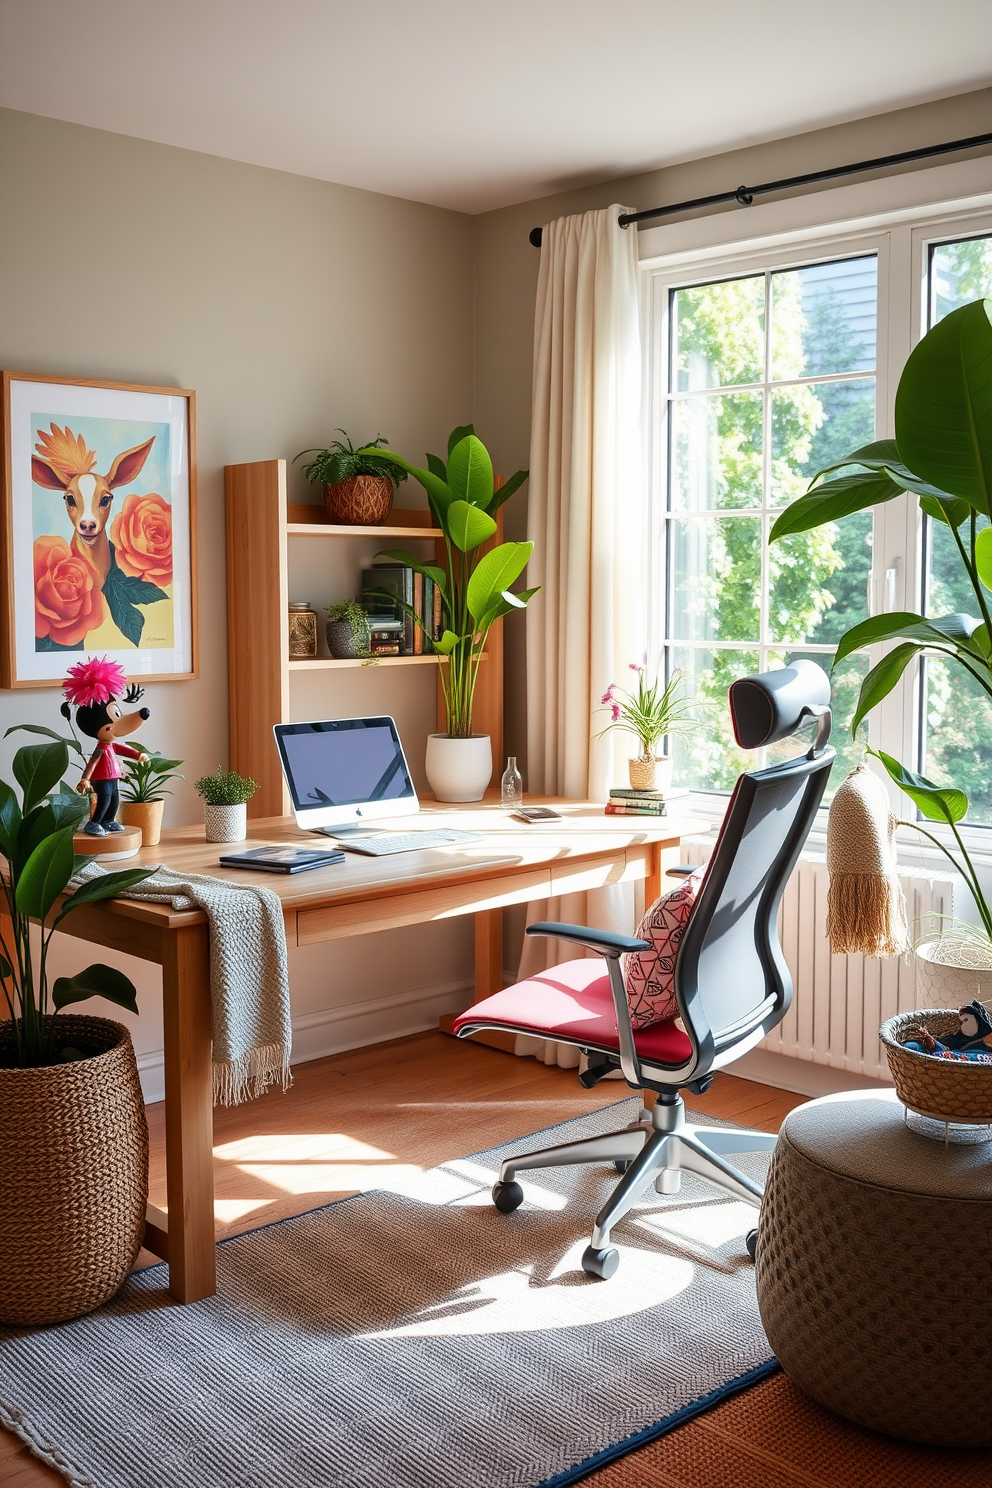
xmin=326 ymin=616 xmax=371 ymax=659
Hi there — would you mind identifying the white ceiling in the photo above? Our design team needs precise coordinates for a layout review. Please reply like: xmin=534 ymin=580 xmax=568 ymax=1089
xmin=1 ymin=0 xmax=990 ymax=215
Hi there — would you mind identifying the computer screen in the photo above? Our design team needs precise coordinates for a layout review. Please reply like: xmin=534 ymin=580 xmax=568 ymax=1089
xmin=273 ymin=717 xmax=417 ymax=828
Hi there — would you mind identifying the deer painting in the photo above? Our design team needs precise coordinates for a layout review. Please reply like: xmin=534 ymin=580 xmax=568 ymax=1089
xmin=32 ymin=424 xmax=155 ymax=584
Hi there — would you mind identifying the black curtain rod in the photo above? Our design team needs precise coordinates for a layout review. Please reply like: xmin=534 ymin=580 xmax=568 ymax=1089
xmin=528 ymin=131 xmax=992 ymax=247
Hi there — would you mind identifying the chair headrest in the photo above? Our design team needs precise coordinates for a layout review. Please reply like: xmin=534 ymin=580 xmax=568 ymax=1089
xmin=729 ymin=660 xmax=831 ymax=750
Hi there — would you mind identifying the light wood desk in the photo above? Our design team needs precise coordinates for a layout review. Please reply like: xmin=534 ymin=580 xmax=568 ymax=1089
xmin=53 ymin=798 xmax=703 ymax=1302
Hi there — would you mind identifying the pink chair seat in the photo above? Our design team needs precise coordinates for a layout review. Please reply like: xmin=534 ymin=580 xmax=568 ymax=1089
xmin=452 ymin=958 xmax=693 ymax=1066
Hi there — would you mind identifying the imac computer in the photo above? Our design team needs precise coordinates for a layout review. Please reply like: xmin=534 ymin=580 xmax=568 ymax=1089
xmin=273 ymin=717 xmax=419 ymax=834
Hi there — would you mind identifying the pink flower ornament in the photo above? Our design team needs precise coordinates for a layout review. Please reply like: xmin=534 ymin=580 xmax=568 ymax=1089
xmin=62 ymin=655 xmax=129 ymax=708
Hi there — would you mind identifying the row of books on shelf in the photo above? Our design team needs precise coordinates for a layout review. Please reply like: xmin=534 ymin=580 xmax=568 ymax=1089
xmin=603 ymin=785 xmax=690 ymax=816
xmin=361 ymin=563 xmax=443 ymax=657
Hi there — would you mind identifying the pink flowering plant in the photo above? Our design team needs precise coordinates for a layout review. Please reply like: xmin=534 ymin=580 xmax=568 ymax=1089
xmin=596 ymin=658 xmax=697 ymax=760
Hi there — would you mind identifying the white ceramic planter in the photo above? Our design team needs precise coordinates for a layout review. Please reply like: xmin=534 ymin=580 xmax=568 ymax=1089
xmin=203 ymin=802 xmax=247 ymax=843
xmin=425 ymin=734 xmax=492 ymax=803
xmin=914 ymin=937 xmax=992 ymax=1010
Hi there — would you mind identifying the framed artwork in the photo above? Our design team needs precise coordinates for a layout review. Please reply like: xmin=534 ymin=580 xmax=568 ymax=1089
xmin=1 ymin=372 xmax=198 ymax=688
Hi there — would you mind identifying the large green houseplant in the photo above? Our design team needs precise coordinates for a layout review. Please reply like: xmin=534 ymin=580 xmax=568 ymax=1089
xmin=362 ymin=425 xmax=536 ymax=800
xmin=770 ymin=297 xmax=992 ymax=986
xmin=0 ymin=736 xmax=154 ymax=1324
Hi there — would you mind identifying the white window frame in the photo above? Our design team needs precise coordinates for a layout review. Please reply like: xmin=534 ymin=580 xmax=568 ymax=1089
xmin=639 ymin=158 xmax=992 ymax=860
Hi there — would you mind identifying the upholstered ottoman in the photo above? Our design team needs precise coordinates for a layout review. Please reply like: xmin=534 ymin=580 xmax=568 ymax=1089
xmin=755 ymin=1088 xmax=992 ymax=1447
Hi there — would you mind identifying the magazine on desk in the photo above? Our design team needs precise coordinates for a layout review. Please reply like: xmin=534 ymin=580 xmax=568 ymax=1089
xmin=218 ymin=845 xmax=345 ymax=874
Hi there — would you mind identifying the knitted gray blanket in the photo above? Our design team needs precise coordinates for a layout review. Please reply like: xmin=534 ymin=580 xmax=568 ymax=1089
xmin=74 ymin=862 xmax=292 ymax=1106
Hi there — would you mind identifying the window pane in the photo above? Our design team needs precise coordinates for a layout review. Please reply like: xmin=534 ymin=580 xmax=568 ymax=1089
xmin=765 ymin=650 xmax=869 ymax=795
xmin=930 ymin=234 xmax=992 ymax=322
xmin=768 ymin=514 xmax=871 ymax=646
xmin=672 ymin=276 xmax=764 ymax=391
xmin=923 ymin=657 xmax=992 ymax=825
xmin=670 ymin=392 xmax=762 ymax=510
xmin=670 ymin=648 xmax=757 ymax=791
xmin=770 ymin=377 xmax=875 ymax=506
xmin=922 ymin=236 xmax=992 ymax=823
xmin=670 ymin=517 xmax=761 ymax=642
xmin=771 ymin=256 xmax=877 ymax=379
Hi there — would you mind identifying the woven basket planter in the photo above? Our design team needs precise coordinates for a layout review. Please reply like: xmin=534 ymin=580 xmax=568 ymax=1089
xmin=880 ymin=1008 xmax=992 ymax=1124
xmin=0 ymin=1015 xmax=149 ymax=1327
xmin=323 ymin=476 xmax=392 ymax=526
xmin=627 ymin=755 xmax=672 ymax=792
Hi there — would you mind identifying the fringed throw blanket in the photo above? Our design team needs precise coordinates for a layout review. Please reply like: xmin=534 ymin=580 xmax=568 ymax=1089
xmin=826 ymin=762 xmax=909 ymax=958
xmin=74 ymin=862 xmax=291 ymax=1105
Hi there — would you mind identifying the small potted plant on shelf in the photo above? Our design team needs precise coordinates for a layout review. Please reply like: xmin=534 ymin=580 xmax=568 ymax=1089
xmin=770 ymin=296 xmax=992 ymax=1002
xmin=325 ymin=598 xmax=373 ymax=659
xmin=0 ymin=732 xmax=154 ymax=1326
xmin=597 ymin=661 xmax=697 ymax=791
xmin=118 ymin=750 xmax=184 ymax=846
xmin=294 ymin=431 xmax=408 ymax=526
xmin=361 ymin=425 xmax=535 ymax=801
xmin=195 ymin=767 xmax=258 ymax=843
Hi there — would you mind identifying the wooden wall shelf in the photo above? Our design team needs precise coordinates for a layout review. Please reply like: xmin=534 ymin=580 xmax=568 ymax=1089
xmin=225 ymin=460 xmax=504 ymax=817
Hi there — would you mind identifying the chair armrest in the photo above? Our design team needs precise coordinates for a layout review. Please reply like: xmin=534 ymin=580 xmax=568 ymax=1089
xmin=665 ymin=864 xmax=696 ymax=879
xmin=525 ymin=922 xmax=650 ymax=958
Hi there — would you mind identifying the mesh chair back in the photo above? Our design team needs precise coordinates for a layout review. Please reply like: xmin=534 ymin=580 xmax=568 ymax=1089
xmin=674 ymin=746 xmax=834 ymax=1076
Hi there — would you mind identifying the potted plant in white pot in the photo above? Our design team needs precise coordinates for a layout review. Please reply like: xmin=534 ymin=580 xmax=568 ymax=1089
xmin=770 ymin=296 xmax=992 ymax=1002
xmin=362 ymin=425 xmax=536 ymax=801
xmin=195 ymin=768 xmax=258 ymax=842
xmin=294 ymin=431 xmax=408 ymax=526
xmin=0 ymin=736 xmax=154 ymax=1325
xmin=119 ymin=750 xmax=184 ymax=846
xmin=597 ymin=662 xmax=696 ymax=791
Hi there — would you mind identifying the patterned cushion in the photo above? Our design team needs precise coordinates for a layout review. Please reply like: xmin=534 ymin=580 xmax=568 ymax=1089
xmin=622 ymin=869 xmax=704 ymax=1029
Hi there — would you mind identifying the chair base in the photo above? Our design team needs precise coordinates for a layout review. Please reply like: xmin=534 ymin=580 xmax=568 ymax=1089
xmin=497 ymin=1095 xmax=775 ymax=1274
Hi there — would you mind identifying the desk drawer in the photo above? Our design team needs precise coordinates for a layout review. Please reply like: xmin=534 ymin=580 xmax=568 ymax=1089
xmin=297 ymin=868 xmax=551 ymax=945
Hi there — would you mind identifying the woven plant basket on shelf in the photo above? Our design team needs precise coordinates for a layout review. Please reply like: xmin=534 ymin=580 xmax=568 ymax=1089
xmin=0 ymin=1015 xmax=149 ymax=1327
xmin=323 ymin=475 xmax=393 ymax=526
xmin=880 ymin=1009 xmax=992 ymax=1124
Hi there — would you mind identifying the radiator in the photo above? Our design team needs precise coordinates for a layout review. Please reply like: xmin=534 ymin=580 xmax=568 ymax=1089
xmin=679 ymin=842 xmax=957 ymax=1083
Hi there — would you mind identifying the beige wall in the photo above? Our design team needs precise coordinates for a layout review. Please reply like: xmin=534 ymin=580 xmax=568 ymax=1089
xmin=473 ymin=85 xmax=992 ymax=773
xmin=0 ymin=107 xmax=477 ymax=1091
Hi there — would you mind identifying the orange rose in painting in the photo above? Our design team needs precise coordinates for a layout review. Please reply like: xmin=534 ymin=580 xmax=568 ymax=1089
xmin=34 ymin=535 xmax=108 ymax=647
xmin=110 ymin=493 xmax=173 ymax=587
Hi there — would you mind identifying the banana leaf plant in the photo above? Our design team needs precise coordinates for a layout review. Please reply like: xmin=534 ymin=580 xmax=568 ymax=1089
xmin=360 ymin=426 xmax=537 ymax=737
xmin=770 ymin=297 xmax=992 ymax=927
xmin=0 ymin=738 xmax=153 ymax=1068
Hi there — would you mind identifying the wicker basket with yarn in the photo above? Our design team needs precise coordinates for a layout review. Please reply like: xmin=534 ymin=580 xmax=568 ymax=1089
xmin=323 ymin=475 xmax=393 ymax=525
xmin=880 ymin=1009 xmax=992 ymax=1124
xmin=0 ymin=1015 xmax=149 ymax=1326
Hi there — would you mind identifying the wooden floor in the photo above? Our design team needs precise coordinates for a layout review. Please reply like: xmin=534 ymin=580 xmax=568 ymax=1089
xmin=2 ymin=1032 xmax=805 ymax=1487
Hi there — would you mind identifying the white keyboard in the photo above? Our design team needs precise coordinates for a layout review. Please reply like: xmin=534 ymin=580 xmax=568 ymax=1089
xmin=329 ymin=828 xmax=483 ymax=857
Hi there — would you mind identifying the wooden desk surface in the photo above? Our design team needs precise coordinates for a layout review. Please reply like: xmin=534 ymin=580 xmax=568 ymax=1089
xmin=99 ymin=796 xmax=707 ymax=935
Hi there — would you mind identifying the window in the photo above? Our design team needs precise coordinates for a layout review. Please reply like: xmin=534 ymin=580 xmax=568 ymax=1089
xmin=646 ymin=199 xmax=992 ymax=836
xmin=662 ymin=256 xmax=877 ymax=792
xmin=920 ymin=233 xmax=992 ymax=823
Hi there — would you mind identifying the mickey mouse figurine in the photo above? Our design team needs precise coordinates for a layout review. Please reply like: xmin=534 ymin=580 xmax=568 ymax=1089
xmin=61 ymin=657 xmax=151 ymax=837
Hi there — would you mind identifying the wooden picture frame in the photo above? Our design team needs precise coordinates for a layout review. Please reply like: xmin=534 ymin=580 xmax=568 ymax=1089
xmin=1 ymin=371 xmax=198 ymax=688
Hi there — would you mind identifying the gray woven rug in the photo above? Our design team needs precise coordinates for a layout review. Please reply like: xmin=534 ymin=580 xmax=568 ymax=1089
xmin=0 ymin=1099 xmax=775 ymax=1488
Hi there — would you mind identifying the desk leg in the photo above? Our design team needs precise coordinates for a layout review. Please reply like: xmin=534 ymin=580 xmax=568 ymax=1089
xmin=645 ymin=842 xmax=663 ymax=910
xmin=161 ymin=922 xmax=216 ymax=1302
xmin=474 ymin=908 xmax=503 ymax=1000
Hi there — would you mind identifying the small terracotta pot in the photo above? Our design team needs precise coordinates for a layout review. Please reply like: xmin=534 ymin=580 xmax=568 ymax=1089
xmin=119 ymin=799 xmax=165 ymax=846
xmin=323 ymin=476 xmax=393 ymax=526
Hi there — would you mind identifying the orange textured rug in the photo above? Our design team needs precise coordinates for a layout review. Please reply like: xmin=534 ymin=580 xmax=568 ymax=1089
xmin=583 ymin=1372 xmax=992 ymax=1487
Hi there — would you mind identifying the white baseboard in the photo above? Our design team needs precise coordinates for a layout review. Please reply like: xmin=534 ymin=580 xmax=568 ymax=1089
xmin=731 ymin=1047 xmax=893 ymax=1099
xmin=136 ymin=977 xmax=473 ymax=1106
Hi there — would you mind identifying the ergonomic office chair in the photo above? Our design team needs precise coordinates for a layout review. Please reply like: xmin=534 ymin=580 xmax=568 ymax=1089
xmin=454 ymin=661 xmax=834 ymax=1279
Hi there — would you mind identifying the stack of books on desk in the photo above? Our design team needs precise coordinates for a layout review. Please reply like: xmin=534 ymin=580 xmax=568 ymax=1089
xmin=604 ymin=786 xmax=690 ymax=816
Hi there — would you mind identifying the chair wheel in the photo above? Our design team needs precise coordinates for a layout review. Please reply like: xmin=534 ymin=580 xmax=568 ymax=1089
xmin=492 ymin=1180 xmax=524 ymax=1213
xmin=745 ymin=1228 xmax=759 ymax=1260
xmin=614 ymin=1158 xmax=631 ymax=1173
xmin=581 ymin=1245 xmax=620 ymax=1280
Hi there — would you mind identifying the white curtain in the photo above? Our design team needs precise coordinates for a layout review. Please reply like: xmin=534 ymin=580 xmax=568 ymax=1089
xmin=514 ymin=205 xmax=646 ymax=1065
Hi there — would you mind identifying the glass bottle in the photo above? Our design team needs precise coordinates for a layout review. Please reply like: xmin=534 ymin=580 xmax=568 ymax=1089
xmin=501 ymin=756 xmax=523 ymax=808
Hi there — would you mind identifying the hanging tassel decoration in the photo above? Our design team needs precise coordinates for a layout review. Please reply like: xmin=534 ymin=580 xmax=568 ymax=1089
xmin=826 ymin=762 xmax=909 ymax=957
